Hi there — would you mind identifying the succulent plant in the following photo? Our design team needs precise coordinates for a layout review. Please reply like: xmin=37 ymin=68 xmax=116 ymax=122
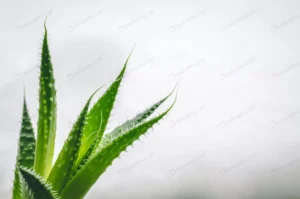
xmin=11 ymin=22 xmax=176 ymax=199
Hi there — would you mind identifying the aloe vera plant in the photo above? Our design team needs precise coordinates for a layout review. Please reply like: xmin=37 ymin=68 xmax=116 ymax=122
xmin=11 ymin=22 xmax=176 ymax=199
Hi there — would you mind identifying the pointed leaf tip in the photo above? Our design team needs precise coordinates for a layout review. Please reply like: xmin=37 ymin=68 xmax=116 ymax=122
xmin=12 ymin=95 xmax=36 ymax=199
xmin=43 ymin=12 xmax=52 ymax=31
xmin=47 ymin=87 xmax=103 ymax=194
xmin=78 ymin=53 xmax=133 ymax=162
xmin=17 ymin=96 xmax=36 ymax=168
xmin=98 ymin=85 xmax=176 ymax=152
xmin=35 ymin=24 xmax=57 ymax=178
xmin=119 ymin=49 xmax=134 ymax=78
xmin=61 ymin=101 xmax=174 ymax=199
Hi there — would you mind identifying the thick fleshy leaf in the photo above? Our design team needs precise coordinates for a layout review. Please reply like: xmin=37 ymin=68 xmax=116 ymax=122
xmin=12 ymin=169 xmax=22 ymax=199
xmin=70 ymin=93 xmax=169 ymax=180
xmin=47 ymin=88 xmax=101 ymax=194
xmin=72 ymin=90 xmax=175 ymax=180
xmin=70 ymin=129 xmax=101 ymax=180
xmin=18 ymin=96 xmax=36 ymax=168
xmin=12 ymin=96 xmax=36 ymax=199
xmin=61 ymin=100 xmax=175 ymax=199
xmin=34 ymin=23 xmax=57 ymax=178
xmin=98 ymin=87 xmax=176 ymax=151
xmin=13 ymin=169 xmax=34 ymax=199
xmin=18 ymin=169 xmax=34 ymax=199
xmin=78 ymin=51 xmax=132 ymax=162
xmin=19 ymin=167 xmax=60 ymax=199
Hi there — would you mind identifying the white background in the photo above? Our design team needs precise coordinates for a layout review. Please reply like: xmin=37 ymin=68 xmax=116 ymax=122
xmin=1 ymin=0 xmax=300 ymax=198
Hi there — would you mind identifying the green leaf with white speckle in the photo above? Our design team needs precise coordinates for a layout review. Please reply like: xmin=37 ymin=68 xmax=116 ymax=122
xmin=47 ymin=88 xmax=101 ymax=194
xmin=18 ymin=96 xmax=36 ymax=168
xmin=12 ymin=96 xmax=36 ymax=199
xmin=11 ymin=22 xmax=176 ymax=199
xmin=78 ymin=51 xmax=132 ymax=163
xmin=98 ymin=88 xmax=176 ymax=152
xmin=19 ymin=167 xmax=60 ymax=199
xmin=70 ymin=92 xmax=173 ymax=182
xmin=12 ymin=169 xmax=22 ymax=199
xmin=34 ymin=23 xmax=57 ymax=178
xmin=61 ymin=99 xmax=175 ymax=199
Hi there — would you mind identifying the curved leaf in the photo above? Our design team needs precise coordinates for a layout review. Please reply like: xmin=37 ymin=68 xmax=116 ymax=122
xmin=99 ymin=87 xmax=177 ymax=151
xmin=19 ymin=167 xmax=60 ymax=199
xmin=61 ymin=99 xmax=175 ymax=199
xmin=13 ymin=169 xmax=34 ymax=199
xmin=19 ymin=169 xmax=34 ymax=199
xmin=78 ymin=51 xmax=133 ymax=162
xmin=72 ymin=89 xmax=175 ymax=181
xmin=47 ymin=88 xmax=101 ymax=193
xmin=34 ymin=22 xmax=57 ymax=178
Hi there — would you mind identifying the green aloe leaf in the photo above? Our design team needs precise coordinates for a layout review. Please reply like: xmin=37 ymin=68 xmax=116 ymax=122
xmin=70 ymin=92 xmax=173 ymax=180
xmin=78 ymin=51 xmax=133 ymax=162
xmin=11 ymin=23 xmax=176 ymax=199
xmin=61 ymin=99 xmax=176 ymax=199
xmin=18 ymin=169 xmax=34 ymax=199
xmin=12 ymin=170 xmax=22 ymax=199
xmin=98 ymin=86 xmax=177 ymax=151
xmin=19 ymin=167 xmax=59 ymax=199
xmin=34 ymin=22 xmax=57 ymax=178
xmin=47 ymin=87 xmax=102 ymax=194
xmin=12 ymin=95 xmax=36 ymax=199
xmin=13 ymin=170 xmax=34 ymax=199
xmin=12 ymin=169 xmax=33 ymax=199
xmin=17 ymin=96 xmax=36 ymax=168
xmin=70 ymin=127 xmax=102 ymax=180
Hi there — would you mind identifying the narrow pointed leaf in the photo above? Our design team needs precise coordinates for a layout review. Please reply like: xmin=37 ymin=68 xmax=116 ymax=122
xmin=78 ymin=52 xmax=132 ymax=162
xmin=70 ymin=93 xmax=168 ymax=179
xmin=47 ymin=88 xmax=101 ymax=194
xmin=13 ymin=96 xmax=36 ymax=199
xmin=18 ymin=96 xmax=36 ymax=168
xmin=19 ymin=167 xmax=60 ymax=199
xmin=61 ymin=100 xmax=175 ymax=199
xmin=73 ymin=88 xmax=177 ymax=176
xmin=99 ymin=89 xmax=176 ymax=151
xmin=34 ymin=23 xmax=57 ymax=178
xmin=12 ymin=169 xmax=22 ymax=199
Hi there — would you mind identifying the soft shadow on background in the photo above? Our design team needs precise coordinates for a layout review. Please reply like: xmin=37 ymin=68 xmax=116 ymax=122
xmin=1 ymin=0 xmax=300 ymax=198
